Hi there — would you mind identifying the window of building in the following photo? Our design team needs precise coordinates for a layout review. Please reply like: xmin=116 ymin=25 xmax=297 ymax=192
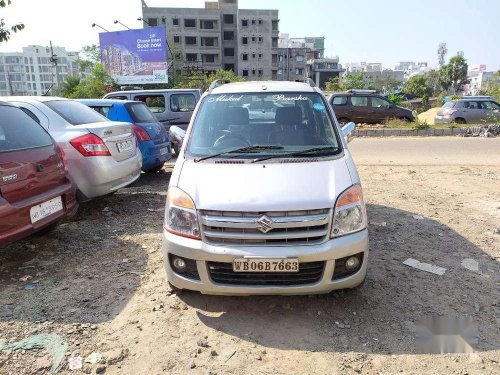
xmin=351 ymin=96 xmax=369 ymax=107
xmin=252 ymin=20 xmax=256 ymax=25
xmin=242 ymin=19 xmax=248 ymax=27
xmin=242 ymin=53 xmax=248 ymax=61
xmin=258 ymin=70 xmax=263 ymax=76
xmin=185 ymin=36 xmax=197 ymax=45
xmin=201 ymin=37 xmax=217 ymax=47
xmin=184 ymin=19 xmax=196 ymax=28
xmin=204 ymin=54 xmax=216 ymax=63
xmin=279 ymin=55 xmax=283 ymax=62
xmin=272 ymin=20 xmax=279 ymax=31
xmin=223 ymin=31 xmax=234 ymax=41
xmin=224 ymin=48 xmax=235 ymax=57
xmin=258 ymin=20 xmax=262 ymax=25
xmin=242 ymin=70 xmax=249 ymax=77
xmin=258 ymin=53 xmax=262 ymax=59
xmin=251 ymin=37 xmax=256 ymax=42
xmin=148 ymin=18 xmax=158 ymax=26
xmin=200 ymin=20 xmax=216 ymax=29
xmin=242 ymin=37 xmax=248 ymax=45
xmin=223 ymin=14 xmax=234 ymax=24
xmin=170 ymin=94 xmax=196 ymax=113
xmin=224 ymin=64 xmax=235 ymax=71
xmin=258 ymin=37 xmax=263 ymax=42
xmin=296 ymin=55 xmax=304 ymax=62
xmin=173 ymin=36 xmax=180 ymax=43
xmin=173 ymin=18 xmax=179 ymax=26
xmin=186 ymin=53 xmax=198 ymax=62
xmin=295 ymin=68 xmax=303 ymax=75
xmin=252 ymin=53 xmax=256 ymax=59
xmin=272 ymin=37 xmax=278 ymax=48
xmin=277 ymin=69 xmax=283 ymax=75
xmin=252 ymin=69 xmax=256 ymax=75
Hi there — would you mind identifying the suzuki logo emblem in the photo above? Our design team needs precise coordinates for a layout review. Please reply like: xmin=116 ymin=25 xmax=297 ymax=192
xmin=256 ymin=215 xmax=274 ymax=234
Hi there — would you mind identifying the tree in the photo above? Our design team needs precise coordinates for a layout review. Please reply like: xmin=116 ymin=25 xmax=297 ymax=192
xmin=61 ymin=76 xmax=81 ymax=97
xmin=324 ymin=77 xmax=341 ymax=91
xmin=485 ymin=71 xmax=500 ymax=102
xmin=439 ymin=54 xmax=468 ymax=93
xmin=403 ymin=74 xmax=432 ymax=104
xmin=370 ymin=75 xmax=402 ymax=94
xmin=0 ymin=0 xmax=24 ymax=43
xmin=437 ymin=42 xmax=447 ymax=67
xmin=66 ymin=64 xmax=115 ymax=99
xmin=341 ymin=72 xmax=370 ymax=90
xmin=424 ymin=69 xmax=441 ymax=96
xmin=77 ymin=44 xmax=100 ymax=74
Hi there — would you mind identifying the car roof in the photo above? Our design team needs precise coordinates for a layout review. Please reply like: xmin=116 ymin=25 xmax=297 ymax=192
xmin=6 ymin=96 xmax=69 ymax=103
xmin=0 ymin=100 xmax=19 ymax=108
xmin=106 ymin=88 xmax=200 ymax=95
xmin=209 ymin=81 xmax=319 ymax=95
xmin=78 ymin=99 xmax=138 ymax=105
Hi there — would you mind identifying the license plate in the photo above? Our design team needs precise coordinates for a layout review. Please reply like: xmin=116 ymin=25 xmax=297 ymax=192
xmin=233 ymin=258 xmax=299 ymax=273
xmin=160 ymin=147 xmax=169 ymax=155
xmin=116 ymin=140 xmax=133 ymax=153
xmin=30 ymin=196 xmax=63 ymax=223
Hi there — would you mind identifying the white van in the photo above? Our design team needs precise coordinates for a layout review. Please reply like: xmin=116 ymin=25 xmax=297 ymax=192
xmin=162 ymin=80 xmax=368 ymax=295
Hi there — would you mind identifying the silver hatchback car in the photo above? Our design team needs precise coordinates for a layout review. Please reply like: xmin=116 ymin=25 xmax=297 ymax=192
xmin=7 ymin=97 xmax=142 ymax=201
xmin=435 ymin=98 xmax=500 ymax=124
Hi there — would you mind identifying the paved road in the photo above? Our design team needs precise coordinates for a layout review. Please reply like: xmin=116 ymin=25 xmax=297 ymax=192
xmin=349 ymin=137 xmax=500 ymax=166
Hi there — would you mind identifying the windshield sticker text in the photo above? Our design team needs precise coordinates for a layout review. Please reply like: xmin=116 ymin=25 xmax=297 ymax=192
xmin=272 ymin=94 xmax=309 ymax=101
xmin=208 ymin=95 xmax=244 ymax=103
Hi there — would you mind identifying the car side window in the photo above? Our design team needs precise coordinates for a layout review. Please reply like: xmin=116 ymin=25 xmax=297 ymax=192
xmin=170 ymin=94 xmax=196 ymax=112
xmin=331 ymin=96 xmax=347 ymax=106
xmin=134 ymin=95 xmax=166 ymax=113
xmin=90 ymin=106 xmax=111 ymax=117
xmin=482 ymin=101 xmax=499 ymax=110
xmin=108 ymin=95 xmax=127 ymax=100
xmin=351 ymin=96 xmax=369 ymax=107
xmin=371 ymin=97 xmax=391 ymax=108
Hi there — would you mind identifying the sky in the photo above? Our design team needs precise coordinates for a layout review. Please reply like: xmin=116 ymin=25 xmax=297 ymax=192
xmin=1 ymin=0 xmax=499 ymax=70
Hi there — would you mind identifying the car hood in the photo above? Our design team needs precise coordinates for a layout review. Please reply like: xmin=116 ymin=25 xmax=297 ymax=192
xmin=176 ymin=157 xmax=353 ymax=212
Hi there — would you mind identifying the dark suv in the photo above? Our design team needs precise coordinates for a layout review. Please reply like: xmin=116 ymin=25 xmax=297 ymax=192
xmin=329 ymin=90 xmax=416 ymax=124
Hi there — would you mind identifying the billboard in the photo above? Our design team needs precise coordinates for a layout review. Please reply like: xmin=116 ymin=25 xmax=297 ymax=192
xmin=99 ymin=26 xmax=168 ymax=85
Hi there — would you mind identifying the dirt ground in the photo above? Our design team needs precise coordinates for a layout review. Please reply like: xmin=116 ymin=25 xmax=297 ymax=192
xmin=1 ymin=138 xmax=499 ymax=375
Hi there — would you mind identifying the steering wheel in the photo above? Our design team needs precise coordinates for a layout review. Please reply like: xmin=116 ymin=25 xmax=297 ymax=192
xmin=213 ymin=133 xmax=250 ymax=149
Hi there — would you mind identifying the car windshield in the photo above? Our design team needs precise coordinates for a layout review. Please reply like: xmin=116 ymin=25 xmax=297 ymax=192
xmin=126 ymin=102 xmax=158 ymax=123
xmin=442 ymin=102 xmax=455 ymax=109
xmin=45 ymin=100 xmax=109 ymax=125
xmin=187 ymin=92 xmax=340 ymax=159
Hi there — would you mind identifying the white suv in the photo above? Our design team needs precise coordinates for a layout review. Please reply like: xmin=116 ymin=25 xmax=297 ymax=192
xmin=162 ymin=80 xmax=368 ymax=295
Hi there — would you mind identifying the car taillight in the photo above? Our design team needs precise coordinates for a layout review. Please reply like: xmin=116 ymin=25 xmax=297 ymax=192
xmin=133 ymin=125 xmax=151 ymax=142
xmin=444 ymin=109 xmax=458 ymax=116
xmin=70 ymin=134 xmax=111 ymax=157
xmin=56 ymin=145 xmax=69 ymax=172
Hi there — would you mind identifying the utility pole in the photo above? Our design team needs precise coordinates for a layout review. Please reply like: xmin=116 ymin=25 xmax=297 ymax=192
xmin=49 ymin=41 xmax=61 ymax=96
xmin=7 ymin=72 xmax=14 ymax=95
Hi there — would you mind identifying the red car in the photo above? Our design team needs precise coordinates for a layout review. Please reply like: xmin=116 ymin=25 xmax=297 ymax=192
xmin=0 ymin=102 xmax=78 ymax=246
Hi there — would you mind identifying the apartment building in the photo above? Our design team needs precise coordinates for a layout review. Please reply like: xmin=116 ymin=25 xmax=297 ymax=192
xmin=141 ymin=0 xmax=279 ymax=80
xmin=0 ymin=45 xmax=80 ymax=96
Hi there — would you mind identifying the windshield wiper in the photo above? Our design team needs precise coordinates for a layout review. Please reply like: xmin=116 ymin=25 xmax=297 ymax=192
xmin=251 ymin=146 xmax=340 ymax=163
xmin=194 ymin=145 xmax=284 ymax=163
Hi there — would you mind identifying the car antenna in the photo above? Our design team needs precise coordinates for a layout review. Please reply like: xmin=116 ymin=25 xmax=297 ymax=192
xmin=42 ymin=83 xmax=54 ymax=96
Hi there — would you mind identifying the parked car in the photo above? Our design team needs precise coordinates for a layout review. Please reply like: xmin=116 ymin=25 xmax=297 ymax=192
xmin=163 ymin=80 xmax=368 ymax=295
xmin=435 ymin=98 xmax=500 ymax=124
xmin=0 ymin=101 xmax=78 ymax=246
xmin=168 ymin=126 xmax=186 ymax=156
xmin=329 ymin=89 xmax=416 ymax=124
xmin=103 ymin=89 xmax=202 ymax=134
xmin=6 ymin=97 xmax=142 ymax=201
xmin=78 ymin=99 xmax=172 ymax=172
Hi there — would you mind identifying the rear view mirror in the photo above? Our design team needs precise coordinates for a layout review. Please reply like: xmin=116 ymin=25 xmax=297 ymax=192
xmin=341 ymin=122 xmax=356 ymax=143
xmin=169 ymin=126 xmax=186 ymax=145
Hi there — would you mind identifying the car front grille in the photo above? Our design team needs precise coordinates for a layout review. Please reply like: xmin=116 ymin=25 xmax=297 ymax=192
xmin=199 ymin=209 xmax=331 ymax=246
xmin=207 ymin=261 xmax=325 ymax=286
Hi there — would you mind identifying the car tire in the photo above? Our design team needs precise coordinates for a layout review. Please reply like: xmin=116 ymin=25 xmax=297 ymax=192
xmin=337 ymin=118 xmax=351 ymax=126
xmin=454 ymin=118 xmax=466 ymax=124
xmin=173 ymin=144 xmax=180 ymax=156
xmin=144 ymin=164 xmax=165 ymax=173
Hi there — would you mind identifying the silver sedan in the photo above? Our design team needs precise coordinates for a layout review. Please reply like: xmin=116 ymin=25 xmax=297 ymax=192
xmin=7 ymin=97 xmax=142 ymax=201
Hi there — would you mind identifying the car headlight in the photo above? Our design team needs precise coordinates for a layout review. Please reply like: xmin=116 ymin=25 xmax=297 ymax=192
xmin=164 ymin=186 xmax=201 ymax=239
xmin=412 ymin=110 xmax=418 ymax=119
xmin=331 ymin=184 xmax=367 ymax=238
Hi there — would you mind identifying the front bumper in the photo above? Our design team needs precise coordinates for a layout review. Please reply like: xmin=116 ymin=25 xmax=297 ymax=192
xmin=163 ymin=229 xmax=369 ymax=295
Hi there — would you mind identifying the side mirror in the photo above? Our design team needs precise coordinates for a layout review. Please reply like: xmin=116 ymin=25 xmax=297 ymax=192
xmin=169 ymin=125 xmax=186 ymax=144
xmin=341 ymin=122 xmax=356 ymax=143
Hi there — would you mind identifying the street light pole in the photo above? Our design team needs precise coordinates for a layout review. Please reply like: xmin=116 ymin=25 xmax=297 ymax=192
xmin=91 ymin=23 xmax=109 ymax=32
xmin=114 ymin=20 xmax=131 ymax=30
